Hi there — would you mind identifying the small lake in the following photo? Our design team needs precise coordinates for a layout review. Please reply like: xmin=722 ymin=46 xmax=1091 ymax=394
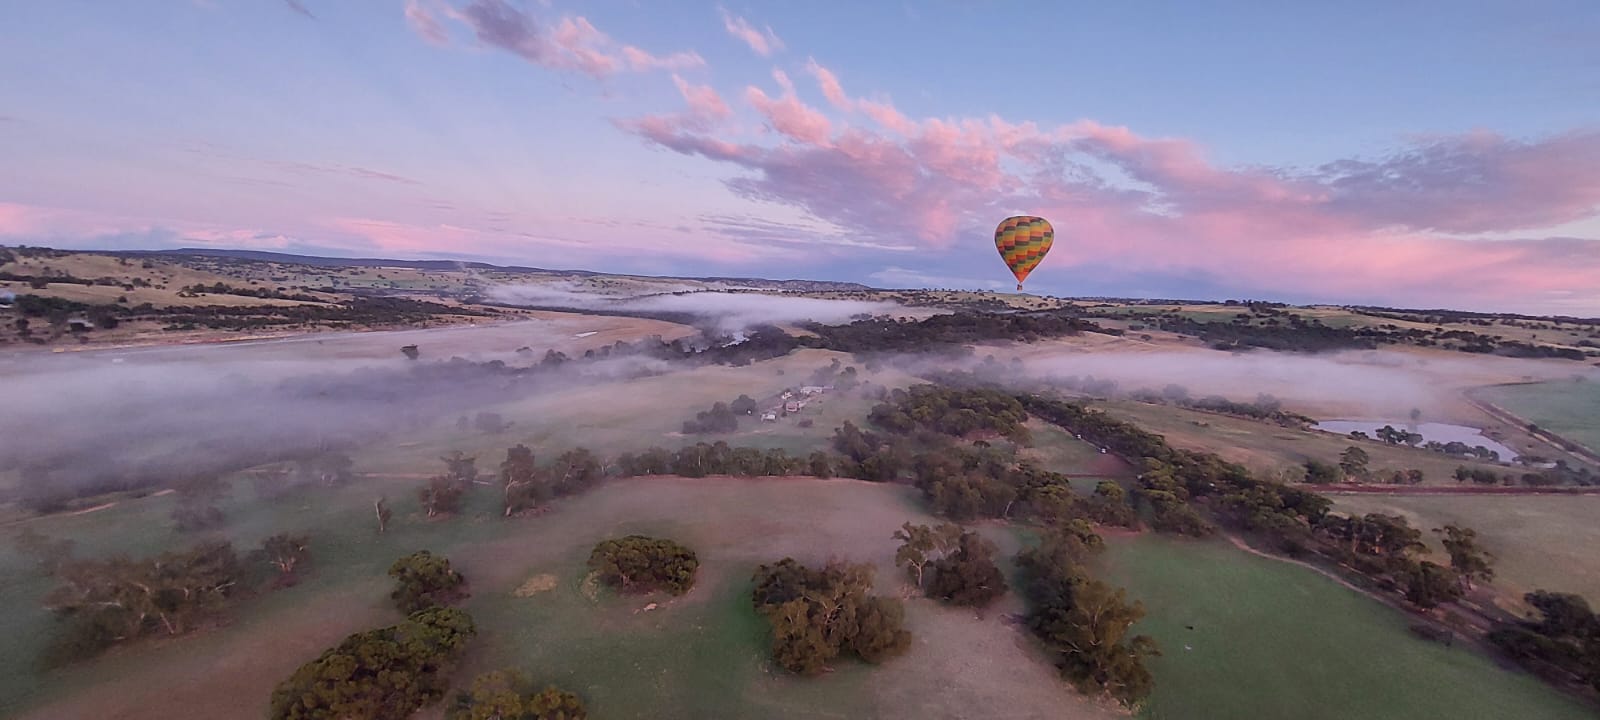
xmin=1313 ymin=419 xmax=1519 ymax=462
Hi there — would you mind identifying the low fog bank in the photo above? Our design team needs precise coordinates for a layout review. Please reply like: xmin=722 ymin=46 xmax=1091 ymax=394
xmin=487 ymin=282 xmax=906 ymax=335
xmin=0 ymin=348 xmax=681 ymax=510
xmin=896 ymin=345 xmax=1593 ymax=423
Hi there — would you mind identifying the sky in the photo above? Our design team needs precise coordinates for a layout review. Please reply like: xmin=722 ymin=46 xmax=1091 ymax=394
xmin=1 ymin=1 xmax=1598 ymax=315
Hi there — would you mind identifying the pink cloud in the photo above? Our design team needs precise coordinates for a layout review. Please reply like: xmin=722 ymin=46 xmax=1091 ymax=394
xmin=328 ymin=215 xmax=791 ymax=264
xmin=404 ymin=0 xmax=449 ymax=46
xmin=434 ymin=0 xmax=703 ymax=79
xmin=719 ymin=7 xmax=784 ymax=57
xmin=615 ymin=58 xmax=1600 ymax=308
xmin=745 ymin=70 xmax=832 ymax=146
xmin=671 ymin=74 xmax=731 ymax=122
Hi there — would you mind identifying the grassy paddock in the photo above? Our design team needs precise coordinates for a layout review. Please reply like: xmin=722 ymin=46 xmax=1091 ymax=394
xmin=1102 ymin=534 xmax=1596 ymax=720
xmin=1332 ymin=494 xmax=1600 ymax=606
xmin=1479 ymin=380 xmax=1600 ymax=455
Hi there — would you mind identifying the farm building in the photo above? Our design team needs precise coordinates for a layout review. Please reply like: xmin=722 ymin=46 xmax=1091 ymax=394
xmin=761 ymin=412 xmax=778 ymax=422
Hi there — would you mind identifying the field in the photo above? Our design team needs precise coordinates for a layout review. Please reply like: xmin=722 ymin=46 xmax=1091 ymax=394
xmin=1478 ymin=380 xmax=1600 ymax=456
xmin=3 ymin=477 xmax=1122 ymax=720
xmin=1102 ymin=534 xmax=1596 ymax=720
xmin=1331 ymin=494 xmax=1600 ymax=605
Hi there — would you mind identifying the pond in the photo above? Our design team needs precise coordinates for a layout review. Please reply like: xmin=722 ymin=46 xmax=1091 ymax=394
xmin=1313 ymin=419 xmax=1519 ymax=462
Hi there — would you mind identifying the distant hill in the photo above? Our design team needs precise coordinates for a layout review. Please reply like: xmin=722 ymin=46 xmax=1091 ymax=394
xmin=112 ymin=248 xmax=874 ymax=292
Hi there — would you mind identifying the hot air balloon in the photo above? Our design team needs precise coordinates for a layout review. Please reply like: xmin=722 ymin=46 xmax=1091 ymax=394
xmin=994 ymin=215 xmax=1053 ymax=292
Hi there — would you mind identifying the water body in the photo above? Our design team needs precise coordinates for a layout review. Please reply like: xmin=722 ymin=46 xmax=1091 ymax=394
xmin=1313 ymin=419 xmax=1519 ymax=462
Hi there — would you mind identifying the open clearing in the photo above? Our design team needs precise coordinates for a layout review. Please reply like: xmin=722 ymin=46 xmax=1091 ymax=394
xmin=1331 ymin=494 xmax=1600 ymax=605
xmin=8 ymin=477 xmax=1121 ymax=720
xmin=1102 ymin=534 xmax=1595 ymax=720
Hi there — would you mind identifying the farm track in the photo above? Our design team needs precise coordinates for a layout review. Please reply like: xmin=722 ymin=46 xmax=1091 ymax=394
xmin=1315 ymin=484 xmax=1600 ymax=496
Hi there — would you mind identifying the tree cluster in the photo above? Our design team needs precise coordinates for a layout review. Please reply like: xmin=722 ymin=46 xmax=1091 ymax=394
xmin=178 ymin=282 xmax=324 ymax=302
xmin=803 ymin=310 xmax=1107 ymax=353
xmin=449 ymin=669 xmax=587 ymax=720
xmin=750 ymin=558 xmax=912 ymax=675
xmin=681 ymin=401 xmax=740 ymax=435
xmin=867 ymin=384 xmax=1030 ymax=441
xmin=1488 ymin=591 xmax=1600 ymax=693
xmin=42 ymin=540 xmax=243 ymax=665
xmin=269 ymin=606 xmax=477 ymax=720
xmin=587 ymin=535 xmax=700 ymax=596
xmin=1015 ymin=525 xmax=1158 ymax=710
xmin=893 ymin=522 xmax=1007 ymax=607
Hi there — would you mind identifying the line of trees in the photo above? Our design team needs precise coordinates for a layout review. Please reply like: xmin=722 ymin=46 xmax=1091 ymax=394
xmin=18 ymin=530 xmax=314 ymax=666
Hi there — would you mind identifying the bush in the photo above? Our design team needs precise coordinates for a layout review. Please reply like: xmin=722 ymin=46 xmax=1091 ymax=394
xmin=587 ymin=535 xmax=699 ymax=596
xmin=388 ymin=550 xmax=469 ymax=613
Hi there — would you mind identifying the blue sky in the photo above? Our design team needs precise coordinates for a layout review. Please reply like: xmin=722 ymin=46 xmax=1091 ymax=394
xmin=1 ymin=0 xmax=1597 ymax=313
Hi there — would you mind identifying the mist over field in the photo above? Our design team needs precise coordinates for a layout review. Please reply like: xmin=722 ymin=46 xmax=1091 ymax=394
xmin=487 ymin=283 xmax=906 ymax=334
xmin=0 ymin=348 xmax=678 ymax=504
xmin=943 ymin=346 xmax=1592 ymax=420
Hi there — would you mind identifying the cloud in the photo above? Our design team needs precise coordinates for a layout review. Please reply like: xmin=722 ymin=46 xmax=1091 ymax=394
xmin=719 ymin=7 xmax=784 ymax=57
xmin=282 ymin=0 xmax=315 ymax=19
xmin=487 ymin=282 xmax=905 ymax=333
xmin=614 ymin=56 xmax=1600 ymax=312
xmin=434 ymin=0 xmax=704 ymax=79
xmin=404 ymin=0 xmax=450 ymax=46
xmin=869 ymin=266 xmax=1006 ymax=290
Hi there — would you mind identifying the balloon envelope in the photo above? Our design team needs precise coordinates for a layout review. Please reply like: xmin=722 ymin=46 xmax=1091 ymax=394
xmin=994 ymin=215 xmax=1053 ymax=290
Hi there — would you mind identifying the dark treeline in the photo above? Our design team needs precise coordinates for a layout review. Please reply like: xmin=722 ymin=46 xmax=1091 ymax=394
xmin=178 ymin=282 xmax=325 ymax=303
xmin=801 ymin=310 xmax=1112 ymax=353
xmin=1073 ymin=304 xmax=1596 ymax=359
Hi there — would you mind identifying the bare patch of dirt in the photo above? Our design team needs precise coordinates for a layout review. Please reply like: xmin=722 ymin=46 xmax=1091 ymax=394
xmin=513 ymin=573 xmax=560 ymax=598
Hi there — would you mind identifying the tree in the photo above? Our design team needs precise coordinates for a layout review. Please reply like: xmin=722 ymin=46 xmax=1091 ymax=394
xmin=441 ymin=450 xmax=479 ymax=485
xmin=1435 ymin=524 xmax=1495 ymax=591
xmin=1402 ymin=560 xmax=1464 ymax=609
xmin=1304 ymin=459 xmax=1341 ymax=485
xmin=751 ymin=558 xmax=912 ymax=675
xmin=892 ymin=522 xmax=961 ymax=589
xmin=1086 ymin=481 xmax=1137 ymax=527
xmin=261 ymin=534 xmax=310 ymax=579
xmin=586 ymin=536 xmax=700 ymax=596
xmin=807 ymin=451 xmax=833 ymax=478
xmin=500 ymin=444 xmax=545 ymax=517
xmin=925 ymin=529 xmax=1008 ymax=607
xmin=389 ymin=550 xmax=469 ymax=613
xmin=269 ymin=607 xmax=477 ymax=720
xmin=419 ymin=475 xmax=466 ymax=517
xmin=448 ymin=670 xmax=587 ymax=720
xmin=375 ymin=497 xmax=393 ymax=534
xmin=547 ymin=448 xmax=602 ymax=496
xmin=731 ymin=394 xmax=759 ymax=415
xmin=1339 ymin=446 xmax=1370 ymax=480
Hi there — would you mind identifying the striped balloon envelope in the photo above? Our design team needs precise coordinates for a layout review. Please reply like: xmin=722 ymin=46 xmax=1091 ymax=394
xmin=994 ymin=215 xmax=1054 ymax=292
